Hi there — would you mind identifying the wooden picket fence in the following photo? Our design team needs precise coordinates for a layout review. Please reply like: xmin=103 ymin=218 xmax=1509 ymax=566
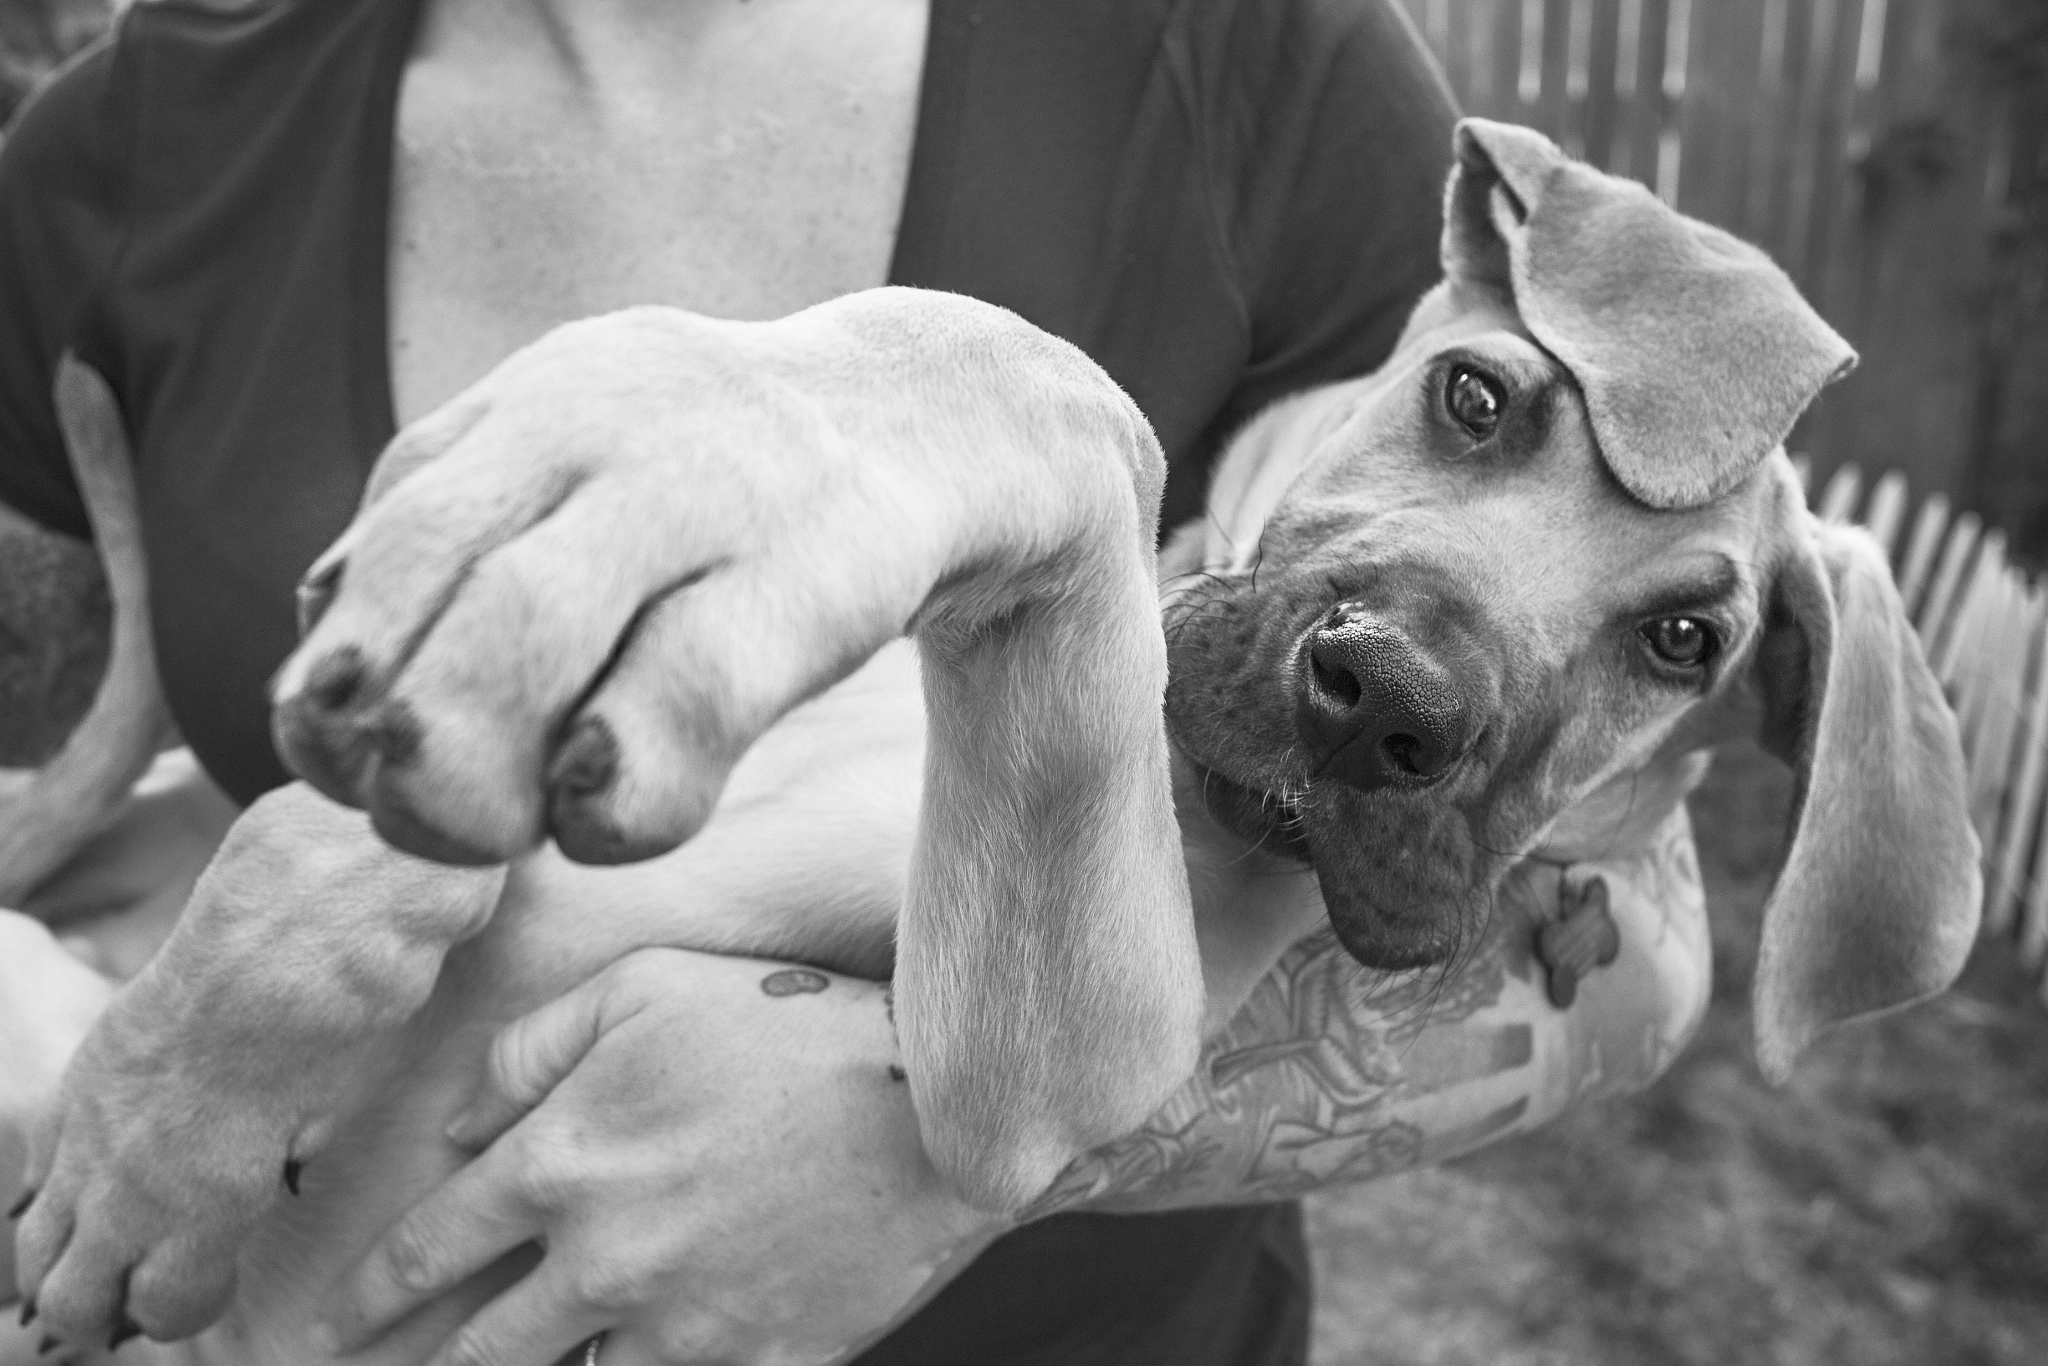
xmin=1397 ymin=0 xmax=2048 ymax=562
xmin=1803 ymin=460 xmax=2048 ymax=999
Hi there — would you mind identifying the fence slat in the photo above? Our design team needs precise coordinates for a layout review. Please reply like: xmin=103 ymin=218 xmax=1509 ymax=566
xmin=1621 ymin=0 xmax=1672 ymax=188
xmin=1895 ymin=490 xmax=1949 ymax=616
xmin=1581 ymin=0 xmax=1624 ymax=169
xmin=1986 ymin=600 xmax=2048 ymax=934
xmin=1933 ymin=527 xmax=2004 ymax=690
xmin=2020 ymin=783 xmax=2048 ymax=968
xmin=1861 ymin=469 xmax=1909 ymax=558
xmin=1916 ymin=510 xmax=1982 ymax=651
xmin=1817 ymin=461 xmax=1862 ymax=523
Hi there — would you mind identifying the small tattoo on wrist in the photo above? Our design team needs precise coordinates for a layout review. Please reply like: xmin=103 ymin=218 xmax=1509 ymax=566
xmin=761 ymin=968 xmax=830 ymax=997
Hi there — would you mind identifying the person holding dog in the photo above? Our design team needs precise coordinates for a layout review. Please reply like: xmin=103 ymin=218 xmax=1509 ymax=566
xmin=0 ymin=1 xmax=1716 ymax=1363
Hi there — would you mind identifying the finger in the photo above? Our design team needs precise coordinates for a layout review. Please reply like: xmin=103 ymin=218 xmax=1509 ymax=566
xmin=419 ymin=1264 xmax=607 ymax=1366
xmin=446 ymin=977 xmax=612 ymax=1152
xmin=547 ymin=554 xmax=918 ymax=865
xmin=345 ymin=478 xmax=727 ymax=865
xmin=271 ymin=408 xmax=585 ymax=816
xmin=318 ymin=1146 xmax=545 ymax=1354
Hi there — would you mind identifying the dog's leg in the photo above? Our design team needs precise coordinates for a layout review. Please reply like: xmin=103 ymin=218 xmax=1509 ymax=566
xmin=15 ymin=785 xmax=506 ymax=1349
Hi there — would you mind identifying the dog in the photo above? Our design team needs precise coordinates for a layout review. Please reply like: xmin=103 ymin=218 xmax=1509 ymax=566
xmin=3 ymin=118 xmax=1981 ymax=1362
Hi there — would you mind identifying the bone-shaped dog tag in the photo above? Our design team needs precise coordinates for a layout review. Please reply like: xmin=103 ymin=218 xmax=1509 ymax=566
xmin=1537 ymin=874 xmax=1620 ymax=1009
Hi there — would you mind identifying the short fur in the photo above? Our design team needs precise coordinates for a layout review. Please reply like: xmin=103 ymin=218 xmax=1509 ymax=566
xmin=8 ymin=120 xmax=1980 ymax=1358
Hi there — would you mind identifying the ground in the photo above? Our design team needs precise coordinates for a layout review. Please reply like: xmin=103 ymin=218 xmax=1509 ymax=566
xmin=1306 ymin=742 xmax=2048 ymax=1365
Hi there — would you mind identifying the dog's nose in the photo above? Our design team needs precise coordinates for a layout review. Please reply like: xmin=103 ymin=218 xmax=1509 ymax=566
xmin=1297 ymin=610 xmax=1474 ymax=793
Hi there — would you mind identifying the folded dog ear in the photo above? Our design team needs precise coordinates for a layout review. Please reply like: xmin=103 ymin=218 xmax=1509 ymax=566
xmin=897 ymin=539 xmax=1205 ymax=1213
xmin=1440 ymin=118 xmax=1856 ymax=509
xmin=1748 ymin=514 xmax=1980 ymax=1081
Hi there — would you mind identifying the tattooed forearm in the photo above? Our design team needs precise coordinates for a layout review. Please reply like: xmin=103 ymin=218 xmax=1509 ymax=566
xmin=1023 ymin=808 xmax=1710 ymax=1218
xmin=0 ymin=504 xmax=110 ymax=766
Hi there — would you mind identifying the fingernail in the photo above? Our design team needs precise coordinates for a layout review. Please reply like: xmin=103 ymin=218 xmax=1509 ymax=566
xmin=109 ymin=1317 xmax=143 ymax=1350
xmin=7 ymin=1189 xmax=34 ymax=1219
xmin=284 ymin=1159 xmax=304 ymax=1197
xmin=19 ymin=1298 xmax=35 ymax=1326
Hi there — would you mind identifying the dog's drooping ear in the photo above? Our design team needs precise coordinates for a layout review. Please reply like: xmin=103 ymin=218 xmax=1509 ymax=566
xmin=1442 ymin=118 xmax=1857 ymax=510
xmin=1748 ymin=513 xmax=1980 ymax=1081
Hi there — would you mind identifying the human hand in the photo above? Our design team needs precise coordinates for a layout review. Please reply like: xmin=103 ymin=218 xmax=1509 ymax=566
xmin=320 ymin=948 xmax=1007 ymax=1366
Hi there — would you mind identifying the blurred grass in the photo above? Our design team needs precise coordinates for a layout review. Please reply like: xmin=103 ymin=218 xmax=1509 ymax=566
xmin=1307 ymin=741 xmax=2048 ymax=1365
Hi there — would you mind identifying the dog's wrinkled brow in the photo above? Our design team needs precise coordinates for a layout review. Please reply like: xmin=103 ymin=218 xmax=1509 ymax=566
xmin=1623 ymin=553 xmax=1748 ymax=620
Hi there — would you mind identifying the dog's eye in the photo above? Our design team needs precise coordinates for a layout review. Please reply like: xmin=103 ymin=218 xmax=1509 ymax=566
xmin=1444 ymin=366 xmax=1504 ymax=439
xmin=1642 ymin=616 xmax=1717 ymax=669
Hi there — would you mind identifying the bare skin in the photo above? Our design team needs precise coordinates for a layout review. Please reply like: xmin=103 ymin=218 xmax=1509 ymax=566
xmin=388 ymin=0 xmax=925 ymax=425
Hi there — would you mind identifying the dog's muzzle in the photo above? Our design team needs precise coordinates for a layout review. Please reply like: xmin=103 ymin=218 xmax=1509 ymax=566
xmin=1295 ymin=605 xmax=1480 ymax=793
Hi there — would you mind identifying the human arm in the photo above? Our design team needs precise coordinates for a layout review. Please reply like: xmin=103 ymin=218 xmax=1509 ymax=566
xmin=320 ymin=798 xmax=1707 ymax=1366
xmin=1029 ymin=804 xmax=1710 ymax=1215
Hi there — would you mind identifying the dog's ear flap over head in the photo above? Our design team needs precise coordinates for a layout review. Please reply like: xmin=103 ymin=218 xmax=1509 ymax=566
xmin=1440 ymin=118 xmax=1857 ymax=509
xmin=1747 ymin=514 xmax=1980 ymax=1081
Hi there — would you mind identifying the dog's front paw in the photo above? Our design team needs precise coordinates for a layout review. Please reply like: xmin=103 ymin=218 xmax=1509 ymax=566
xmin=12 ymin=989 xmax=319 ymax=1350
xmin=269 ymin=307 xmax=963 ymax=871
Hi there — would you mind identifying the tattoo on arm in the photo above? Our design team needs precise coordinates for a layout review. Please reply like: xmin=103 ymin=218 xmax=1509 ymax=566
xmin=1021 ymin=814 xmax=1705 ymax=1220
xmin=0 ymin=506 xmax=110 ymax=767
xmin=760 ymin=968 xmax=831 ymax=997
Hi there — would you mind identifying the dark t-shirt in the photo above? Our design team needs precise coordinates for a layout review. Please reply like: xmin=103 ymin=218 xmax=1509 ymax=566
xmin=0 ymin=1 xmax=1456 ymax=1359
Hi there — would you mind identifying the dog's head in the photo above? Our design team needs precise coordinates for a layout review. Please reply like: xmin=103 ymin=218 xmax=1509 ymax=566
xmin=1167 ymin=119 xmax=1979 ymax=1076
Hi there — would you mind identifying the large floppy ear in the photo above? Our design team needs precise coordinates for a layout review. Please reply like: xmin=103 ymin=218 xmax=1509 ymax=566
xmin=1748 ymin=513 xmax=1980 ymax=1081
xmin=1440 ymin=118 xmax=1857 ymax=509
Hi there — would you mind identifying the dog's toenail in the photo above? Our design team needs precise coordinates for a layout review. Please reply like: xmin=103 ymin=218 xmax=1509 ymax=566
xmin=548 ymin=716 xmax=620 ymax=797
xmin=284 ymin=1158 xmax=304 ymax=1196
xmin=109 ymin=1318 xmax=143 ymax=1351
xmin=7 ymin=1188 xmax=34 ymax=1219
xmin=305 ymin=648 xmax=369 ymax=712
xmin=19 ymin=1299 xmax=35 ymax=1326
xmin=297 ymin=558 xmax=345 ymax=636
xmin=37 ymin=1335 xmax=58 ymax=1356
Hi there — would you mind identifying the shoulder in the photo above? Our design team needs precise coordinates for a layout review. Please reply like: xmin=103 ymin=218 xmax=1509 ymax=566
xmin=3 ymin=0 xmax=341 ymax=180
xmin=1171 ymin=0 xmax=1452 ymax=99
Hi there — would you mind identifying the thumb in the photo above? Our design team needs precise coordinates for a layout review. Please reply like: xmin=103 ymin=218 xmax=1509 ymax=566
xmin=445 ymin=970 xmax=617 ymax=1150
